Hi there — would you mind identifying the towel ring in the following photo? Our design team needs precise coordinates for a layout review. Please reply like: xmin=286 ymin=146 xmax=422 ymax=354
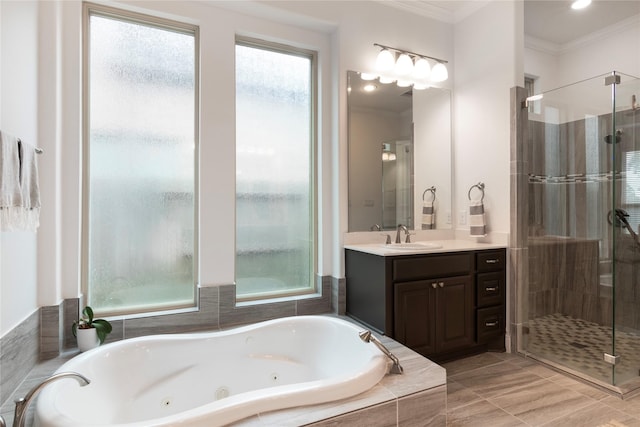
xmin=468 ymin=182 xmax=485 ymax=202
xmin=422 ymin=186 xmax=436 ymax=202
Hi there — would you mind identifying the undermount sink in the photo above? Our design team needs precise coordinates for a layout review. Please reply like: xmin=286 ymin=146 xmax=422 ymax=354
xmin=381 ymin=242 xmax=443 ymax=250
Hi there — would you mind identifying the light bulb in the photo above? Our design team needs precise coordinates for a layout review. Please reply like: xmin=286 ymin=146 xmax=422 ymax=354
xmin=431 ymin=62 xmax=448 ymax=82
xmin=376 ymin=49 xmax=395 ymax=73
xmin=413 ymin=82 xmax=430 ymax=90
xmin=571 ymin=0 xmax=591 ymax=9
xmin=360 ymin=72 xmax=377 ymax=81
xmin=412 ymin=57 xmax=431 ymax=80
xmin=396 ymin=79 xmax=412 ymax=88
xmin=395 ymin=53 xmax=413 ymax=76
xmin=379 ymin=75 xmax=395 ymax=84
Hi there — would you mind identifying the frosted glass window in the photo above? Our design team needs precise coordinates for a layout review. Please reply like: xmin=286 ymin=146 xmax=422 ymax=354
xmin=85 ymin=7 xmax=197 ymax=315
xmin=235 ymin=40 xmax=316 ymax=299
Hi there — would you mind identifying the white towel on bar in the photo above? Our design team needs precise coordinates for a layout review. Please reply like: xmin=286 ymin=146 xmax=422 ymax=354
xmin=469 ymin=200 xmax=486 ymax=237
xmin=0 ymin=131 xmax=41 ymax=231
xmin=421 ymin=200 xmax=435 ymax=230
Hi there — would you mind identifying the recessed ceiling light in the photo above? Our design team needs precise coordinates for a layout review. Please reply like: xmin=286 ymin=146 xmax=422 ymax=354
xmin=571 ymin=0 xmax=591 ymax=10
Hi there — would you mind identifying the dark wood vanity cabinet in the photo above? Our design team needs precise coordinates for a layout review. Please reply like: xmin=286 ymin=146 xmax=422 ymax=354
xmin=345 ymin=248 xmax=506 ymax=362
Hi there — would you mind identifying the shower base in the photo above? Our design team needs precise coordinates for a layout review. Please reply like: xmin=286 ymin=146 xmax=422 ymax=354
xmin=526 ymin=313 xmax=640 ymax=396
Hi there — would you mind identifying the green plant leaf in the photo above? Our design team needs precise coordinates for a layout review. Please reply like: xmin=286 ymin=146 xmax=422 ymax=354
xmin=93 ymin=319 xmax=113 ymax=344
xmin=82 ymin=306 xmax=94 ymax=324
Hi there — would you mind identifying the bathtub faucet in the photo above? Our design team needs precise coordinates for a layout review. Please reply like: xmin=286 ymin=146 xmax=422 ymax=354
xmin=8 ymin=371 xmax=90 ymax=427
xmin=359 ymin=330 xmax=404 ymax=374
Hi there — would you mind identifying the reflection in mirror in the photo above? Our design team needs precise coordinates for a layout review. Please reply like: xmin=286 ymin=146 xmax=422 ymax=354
xmin=382 ymin=139 xmax=413 ymax=229
xmin=347 ymin=70 xmax=452 ymax=232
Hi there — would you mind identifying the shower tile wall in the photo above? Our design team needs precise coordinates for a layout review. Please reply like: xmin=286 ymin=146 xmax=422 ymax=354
xmin=527 ymin=117 xmax=606 ymax=326
xmin=527 ymin=107 xmax=640 ymax=331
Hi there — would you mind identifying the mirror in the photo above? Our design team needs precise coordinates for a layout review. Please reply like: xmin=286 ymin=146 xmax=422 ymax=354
xmin=347 ymin=70 xmax=452 ymax=232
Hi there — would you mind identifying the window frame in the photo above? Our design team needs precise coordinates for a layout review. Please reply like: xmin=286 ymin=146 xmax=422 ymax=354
xmin=81 ymin=2 xmax=200 ymax=316
xmin=234 ymin=36 xmax=319 ymax=302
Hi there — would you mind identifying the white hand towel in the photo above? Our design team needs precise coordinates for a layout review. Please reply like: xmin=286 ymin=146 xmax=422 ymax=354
xmin=19 ymin=139 xmax=41 ymax=231
xmin=469 ymin=200 xmax=486 ymax=237
xmin=421 ymin=200 xmax=435 ymax=230
xmin=0 ymin=131 xmax=40 ymax=231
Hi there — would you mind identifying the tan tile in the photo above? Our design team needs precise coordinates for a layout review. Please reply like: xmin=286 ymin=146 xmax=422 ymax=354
xmin=398 ymin=386 xmax=446 ymax=427
xmin=449 ymin=362 xmax=545 ymax=399
xmin=602 ymin=395 xmax=640 ymax=419
xmin=447 ymin=400 xmax=526 ymax=427
xmin=447 ymin=380 xmax=483 ymax=411
xmin=540 ymin=401 xmax=640 ymax=427
xmin=548 ymin=373 xmax=612 ymax=401
xmin=489 ymin=378 xmax=595 ymax=426
xmin=306 ymin=401 xmax=397 ymax=427
xmin=443 ymin=352 xmax=505 ymax=376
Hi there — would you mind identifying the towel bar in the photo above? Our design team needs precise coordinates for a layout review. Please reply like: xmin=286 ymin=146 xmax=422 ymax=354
xmin=468 ymin=182 xmax=485 ymax=201
xmin=422 ymin=186 xmax=436 ymax=202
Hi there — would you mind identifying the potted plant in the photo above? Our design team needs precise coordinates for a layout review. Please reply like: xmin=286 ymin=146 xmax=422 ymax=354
xmin=72 ymin=306 xmax=113 ymax=352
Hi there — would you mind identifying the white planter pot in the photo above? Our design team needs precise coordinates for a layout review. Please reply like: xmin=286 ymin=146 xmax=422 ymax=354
xmin=77 ymin=327 xmax=100 ymax=352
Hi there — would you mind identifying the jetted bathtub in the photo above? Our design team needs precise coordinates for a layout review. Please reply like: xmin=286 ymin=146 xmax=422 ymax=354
xmin=35 ymin=315 xmax=389 ymax=427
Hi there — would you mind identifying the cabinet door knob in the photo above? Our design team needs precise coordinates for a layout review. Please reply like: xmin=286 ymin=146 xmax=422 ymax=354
xmin=432 ymin=283 xmax=437 ymax=288
xmin=485 ymin=286 xmax=498 ymax=292
xmin=439 ymin=282 xmax=444 ymax=288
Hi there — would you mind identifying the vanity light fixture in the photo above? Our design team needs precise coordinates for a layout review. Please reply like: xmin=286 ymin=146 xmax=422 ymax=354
xmin=571 ymin=0 xmax=591 ymax=9
xmin=431 ymin=62 xmax=448 ymax=82
xmin=360 ymin=72 xmax=377 ymax=81
xmin=373 ymin=43 xmax=448 ymax=88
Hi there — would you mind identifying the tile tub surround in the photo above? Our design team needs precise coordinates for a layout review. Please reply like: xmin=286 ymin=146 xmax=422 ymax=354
xmin=0 ymin=311 xmax=39 ymax=406
xmin=39 ymin=276 xmax=335 ymax=359
xmin=0 ymin=321 xmax=447 ymax=427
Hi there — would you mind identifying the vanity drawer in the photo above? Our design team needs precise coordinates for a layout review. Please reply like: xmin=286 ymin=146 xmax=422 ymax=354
xmin=392 ymin=253 xmax=473 ymax=282
xmin=476 ymin=250 xmax=505 ymax=272
xmin=477 ymin=306 xmax=504 ymax=344
xmin=477 ymin=271 xmax=505 ymax=308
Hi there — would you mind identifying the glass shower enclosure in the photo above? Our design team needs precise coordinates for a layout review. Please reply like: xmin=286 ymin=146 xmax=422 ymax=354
xmin=517 ymin=71 xmax=640 ymax=393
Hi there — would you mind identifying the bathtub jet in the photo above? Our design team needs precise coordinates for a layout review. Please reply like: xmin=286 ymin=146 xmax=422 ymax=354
xmin=35 ymin=316 xmax=390 ymax=427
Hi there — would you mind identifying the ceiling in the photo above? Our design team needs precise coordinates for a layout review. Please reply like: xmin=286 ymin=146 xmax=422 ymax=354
xmin=382 ymin=0 xmax=640 ymax=47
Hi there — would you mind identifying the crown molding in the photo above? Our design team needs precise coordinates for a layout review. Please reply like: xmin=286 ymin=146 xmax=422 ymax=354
xmin=526 ymin=12 xmax=640 ymax=56
xmin=374 ymin=0 xmax=490 ymax=24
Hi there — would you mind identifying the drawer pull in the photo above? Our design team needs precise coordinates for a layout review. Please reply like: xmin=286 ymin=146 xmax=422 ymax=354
xmin=485 ymin=321 xmax=499 ymax=327
xmin=485 ymin=287 xmax=498 ymax=292
xmin=432 ymin=283 xmax=437 ymax=289
xmin=439 ymin=282 xmax=444 ymax=288
xmin=485 ymin=259 xmax=499 ymax=264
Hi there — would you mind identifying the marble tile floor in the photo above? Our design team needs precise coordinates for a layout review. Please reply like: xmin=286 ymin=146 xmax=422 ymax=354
xmin=444 ymin=352 xmax=640 ymax=427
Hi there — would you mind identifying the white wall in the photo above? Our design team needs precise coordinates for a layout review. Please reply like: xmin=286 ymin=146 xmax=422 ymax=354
xmin=453 ymin=1 xmax=524 ymax=237
xmin=0 ymin=0 xmax=40 ymax=336
xmin=4 ymin=0 xmax=526 ymax=337
xmin=525 ymin=15 xmax=639 ymax=96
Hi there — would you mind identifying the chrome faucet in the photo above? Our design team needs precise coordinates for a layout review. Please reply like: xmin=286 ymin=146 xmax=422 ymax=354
xmin=359 ymin=330 xmax=404 ymax=374
xmin=2 ymin=372 xmax=90 ymax=427
xmin=395 ymin=224 xmax=409 ymax=243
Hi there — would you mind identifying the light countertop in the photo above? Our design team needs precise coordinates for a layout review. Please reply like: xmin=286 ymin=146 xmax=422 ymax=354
xmin=344 ymin=239 xmax=506 ymax=256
